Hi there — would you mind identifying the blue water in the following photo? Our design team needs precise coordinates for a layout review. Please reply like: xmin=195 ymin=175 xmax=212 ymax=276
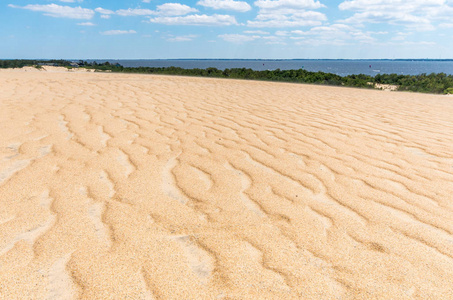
xmin=96 ymin=59 xmax=453 ymax=77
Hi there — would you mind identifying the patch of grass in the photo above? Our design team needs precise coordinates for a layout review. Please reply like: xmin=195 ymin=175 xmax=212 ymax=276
xmin=444 ymin=87 xmax=453 ymax=94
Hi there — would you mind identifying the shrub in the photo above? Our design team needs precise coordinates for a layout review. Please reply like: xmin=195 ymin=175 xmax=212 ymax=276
xmin=444 ymin=87 xmax=453 ymax=94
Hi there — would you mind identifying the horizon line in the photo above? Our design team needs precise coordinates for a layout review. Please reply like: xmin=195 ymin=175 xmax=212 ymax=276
xmin=2 ymin=58 xmax=453 ymax=61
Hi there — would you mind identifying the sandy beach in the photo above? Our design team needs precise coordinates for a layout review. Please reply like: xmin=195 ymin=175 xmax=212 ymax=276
xmin=1 ymin=68 xmax=453 ymax=299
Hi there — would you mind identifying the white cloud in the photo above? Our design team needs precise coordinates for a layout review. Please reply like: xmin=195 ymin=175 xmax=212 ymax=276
xmin=341 ymin=11 xmax=435 ymax=31
xmin=219 ymin=34 xmax=260 ymax=42
xmin=261 ymin=35 xmax=286 ymax=44
xmin=338 ymin=0 xmax=453 ymax=31
xmin=290 ymin=23 xmax=376 ymax=45
xmin=379 ymin=40 xmax=436 ymax=47
xmin=142 ymin=0 xmax=152 ymax=2
xmin=167 ymin=34 xmax=198 ymax=41
xmin=156 ymin=3 xmax=198 ymax=16
xmin=248 ymin=11 xmax=326 ymax=27
xmin=95 ymin=7 xmax=115 ymax=15
xmin=8 ymin=4 xmax=94 ymax=19
xmin=197 ymin=0 xmax=252 ymax=12
xmin=294 ymin=38 xmax=348 ymax=46
xmin=275 ymin=30 xmax=289 ymax=36
xmin=101 ymin=15 xmax=111 ymax=19
xmin=149 ymin=14 xmax=238 ymax=25
xmin=116 ymin=4 xmax=197 ymax=17
xmin=77 ymin=22 xmax=95 ymax=26
xmin=244 ymin=30 xmax=270 ymax=34
xmin=339 ymin=0 xmax=444 ymax=11
xmin=292 ymin=23 xmax=353 ymax=35
xmin=101 ymin=30 xmax=137 ymax=35
xmin=391 ymin=32 xmax=411 ymax=41
xmin=398 ymin=41 xmax=436 ymax=46
xmin=254 ymin=0 xmax=325 ymax=11
xmin=219 ymin=33 xmax=286 ymax=44
xmin=248 ymin=0 xmax=326 ymax=27
xmin=248 ymin=19 xmax=323 ymax=27
xmin=439 ymin=23 xmax=453 ymax=28
xmin=116 ymin=8 xmax=155 ymax=16
xmin=59 ymin=0 xmax=83 ymax=2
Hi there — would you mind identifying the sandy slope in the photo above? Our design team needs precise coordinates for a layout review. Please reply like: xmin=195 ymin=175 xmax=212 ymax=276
xmin=0 ymin=68 xmax=453 ymax=299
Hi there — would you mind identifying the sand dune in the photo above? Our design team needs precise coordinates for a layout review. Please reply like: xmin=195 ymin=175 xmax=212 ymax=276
xmin=0 ymin=68 xmax=453 ymax=299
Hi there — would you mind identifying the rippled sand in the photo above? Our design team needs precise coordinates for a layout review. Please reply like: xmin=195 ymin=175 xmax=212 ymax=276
xmin=1 ymin=68 xmax=453 ymax=299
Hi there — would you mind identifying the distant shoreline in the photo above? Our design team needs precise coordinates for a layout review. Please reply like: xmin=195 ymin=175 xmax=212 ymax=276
xmin=2 ymin=61 xmax=453 ymax=95
xmin=3 ymin=58 xmax=453 ymax=61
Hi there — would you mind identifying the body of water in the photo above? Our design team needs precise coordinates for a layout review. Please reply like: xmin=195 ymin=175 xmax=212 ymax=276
xmin=97 ymin=59 xmax=453 ymax=77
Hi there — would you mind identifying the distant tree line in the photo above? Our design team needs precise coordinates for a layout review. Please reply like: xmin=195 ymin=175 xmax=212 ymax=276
xmin=0 ymin=59 xmax=72 ymax=69
xmin=1 ymin=60 xmax=453 ymax=94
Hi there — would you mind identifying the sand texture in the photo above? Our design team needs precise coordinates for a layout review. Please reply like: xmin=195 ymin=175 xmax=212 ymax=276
xmin=1 ymin=69 xmax=453 ymax=299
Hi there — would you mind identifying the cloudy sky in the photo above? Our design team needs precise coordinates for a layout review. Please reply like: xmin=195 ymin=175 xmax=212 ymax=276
xmin=2 ymin=0 xmax=453 ymax=59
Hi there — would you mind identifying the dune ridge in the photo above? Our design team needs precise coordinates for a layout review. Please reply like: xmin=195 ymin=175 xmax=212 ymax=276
xmin=0 ymin=69 xmax=453 ymax=299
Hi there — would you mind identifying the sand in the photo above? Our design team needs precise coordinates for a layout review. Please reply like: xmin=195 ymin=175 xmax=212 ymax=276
xmin=0 ymin=67 xmax=453 ymax=299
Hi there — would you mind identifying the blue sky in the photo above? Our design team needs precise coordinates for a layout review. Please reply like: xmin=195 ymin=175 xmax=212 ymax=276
xmin=2 ymin=0 xmax=453 ymax=59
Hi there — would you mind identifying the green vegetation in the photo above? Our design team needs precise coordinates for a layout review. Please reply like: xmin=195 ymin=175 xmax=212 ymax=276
xmin=2 ymin=59 xmax=453 ymax=94
xmin=374 ymin=73 xmax=453 ymax=94
xmin=0 ymin=59 xmax=72 ymax=69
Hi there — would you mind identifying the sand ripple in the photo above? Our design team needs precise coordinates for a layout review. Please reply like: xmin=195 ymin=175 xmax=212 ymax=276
xmin=1 ymin=69 xmax=453 ymax=298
